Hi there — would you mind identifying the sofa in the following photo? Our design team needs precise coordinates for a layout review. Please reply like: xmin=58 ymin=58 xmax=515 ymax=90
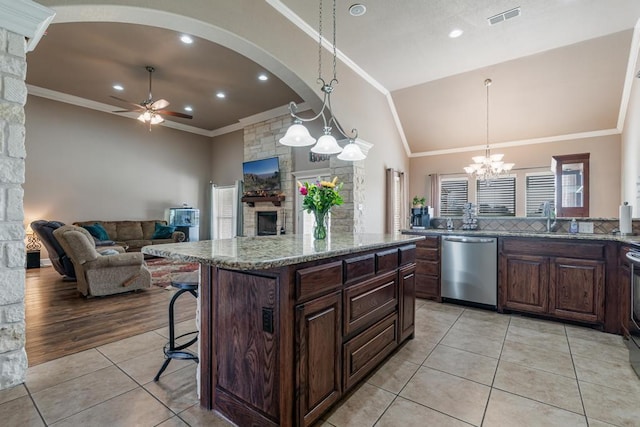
xmin=73 ymin=220 xmax=185 ymax=253
xmin=54 ymin=225 xmax=151 ymax=297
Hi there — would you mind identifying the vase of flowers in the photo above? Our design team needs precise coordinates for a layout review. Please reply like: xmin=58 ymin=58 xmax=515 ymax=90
xmin=298 ymin=177 xmax=344 ymax=240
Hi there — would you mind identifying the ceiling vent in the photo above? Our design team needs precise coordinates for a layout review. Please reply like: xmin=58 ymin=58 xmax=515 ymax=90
xmin=488 ymin=7 xmax=521 ymax=26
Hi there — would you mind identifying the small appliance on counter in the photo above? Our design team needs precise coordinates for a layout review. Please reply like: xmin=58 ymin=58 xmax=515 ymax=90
xmin=410 ymin=206 xmax=431 ymax=229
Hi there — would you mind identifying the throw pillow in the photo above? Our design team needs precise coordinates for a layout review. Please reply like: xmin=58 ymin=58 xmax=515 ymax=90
xmin=152 ymin=223 xmax=176 ymax=239
xmin=99 ymin=249 xmax=120 ymax=256
xmin=82 ymin=223 xmax=110 ymax=241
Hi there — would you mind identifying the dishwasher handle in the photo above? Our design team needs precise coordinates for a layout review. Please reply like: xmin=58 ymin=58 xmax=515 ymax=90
xmin=443 ymin=236 xmax=495 ymax=244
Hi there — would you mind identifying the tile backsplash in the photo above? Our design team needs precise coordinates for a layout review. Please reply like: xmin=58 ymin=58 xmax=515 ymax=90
xmin=429 ymin=217 xmax=638 ymax=235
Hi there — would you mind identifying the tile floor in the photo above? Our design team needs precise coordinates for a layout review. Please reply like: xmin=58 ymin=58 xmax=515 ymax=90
xmin=2 ymin=299 xmax=640 ymax=426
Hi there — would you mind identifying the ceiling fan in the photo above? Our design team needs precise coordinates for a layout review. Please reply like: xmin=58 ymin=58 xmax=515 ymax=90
xmin=111 ymin=65 xmax=193 ymax=129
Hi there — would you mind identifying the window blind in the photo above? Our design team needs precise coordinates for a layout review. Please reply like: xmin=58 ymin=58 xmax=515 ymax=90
xmin=213 ymin=186 xmax=236 ymax=239
xmin=477 ymin=177 xmax=515 ymax=216
xmin=526 ymin=173 xmax=555 ymax=217
xmin=440 ymin=178 xmax=468 ymax=217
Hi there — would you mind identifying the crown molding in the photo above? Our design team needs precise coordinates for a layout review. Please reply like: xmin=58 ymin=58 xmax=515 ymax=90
xmin=209 ymin=102 xmax=311 ymax=138
xmin=0 ymin=0 xmax=55 ymax=52
xmin=409 ymin=128 xmax=621 ymax=158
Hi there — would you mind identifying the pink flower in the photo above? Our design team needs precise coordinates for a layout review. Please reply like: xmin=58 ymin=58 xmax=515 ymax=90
xmin=299 ymin=186 xmax=308 ymax=196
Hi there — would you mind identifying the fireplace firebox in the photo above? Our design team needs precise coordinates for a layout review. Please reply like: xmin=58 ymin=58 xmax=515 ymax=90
xmin=257 ymin=211 xmax=278 ymax=236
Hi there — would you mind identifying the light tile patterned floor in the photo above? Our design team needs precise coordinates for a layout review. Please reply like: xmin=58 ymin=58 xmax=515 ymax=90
xmin=2 ymin=299 xmax=639 ymax=426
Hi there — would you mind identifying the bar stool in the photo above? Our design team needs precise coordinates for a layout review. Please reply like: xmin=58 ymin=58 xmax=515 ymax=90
xmin=154 ymin=279 xmax=199 ymax=381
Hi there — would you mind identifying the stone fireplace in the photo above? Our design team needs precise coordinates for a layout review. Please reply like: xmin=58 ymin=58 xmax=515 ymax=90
xmin=241 ymin=113 xmax=365 ymax=237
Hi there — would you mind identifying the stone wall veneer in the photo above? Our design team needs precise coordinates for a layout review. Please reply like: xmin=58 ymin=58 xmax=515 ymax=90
xmin=0 ymin=27 xmax=28 ymax=390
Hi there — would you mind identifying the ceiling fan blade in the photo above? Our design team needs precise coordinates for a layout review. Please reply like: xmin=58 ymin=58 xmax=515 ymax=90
xmin=112 ymin=110 xmax=138 ymax=113
xmin=109 ymin=95 xmax=143 ymax=109
xmin=157 ymin=110 xmax=193 ymax=119
xmin=151 ymin=99 xmax=170 ymax=110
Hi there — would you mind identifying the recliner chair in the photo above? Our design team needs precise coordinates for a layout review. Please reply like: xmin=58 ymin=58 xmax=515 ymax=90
xmin=31 ymin=220 xmax=76 ymax=279
xmin=53 ymin=225 xmax=151 ymax=297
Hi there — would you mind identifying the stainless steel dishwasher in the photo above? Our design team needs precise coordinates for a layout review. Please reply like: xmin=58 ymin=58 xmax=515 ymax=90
xmin=441 ymin=235 xmax=497 ymax=307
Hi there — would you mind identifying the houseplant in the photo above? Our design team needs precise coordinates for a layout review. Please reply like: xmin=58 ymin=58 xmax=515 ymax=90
xmin=412 ymin=196 xmax=426 ymax=208
xmin=298 ymin=177 xmax=344 ymax=240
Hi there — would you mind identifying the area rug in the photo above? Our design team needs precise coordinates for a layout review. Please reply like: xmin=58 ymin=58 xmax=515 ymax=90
xmin=145 ymin=257 xmax=199 ymax=289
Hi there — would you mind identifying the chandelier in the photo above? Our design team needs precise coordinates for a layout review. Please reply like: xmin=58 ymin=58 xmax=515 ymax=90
xmin=464 ymin=79 xmax=514 ymax=180
xmin=278 ymin=0 xmax=366 ymax=162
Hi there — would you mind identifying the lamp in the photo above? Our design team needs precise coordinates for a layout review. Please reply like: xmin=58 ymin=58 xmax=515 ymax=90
xmin=279 ymin=0 xmax=366 ymax=162
xmin=25 ymin=225 xmax=41 ymax=251
xmin=464 ymin=79 xmax=514 ymax=181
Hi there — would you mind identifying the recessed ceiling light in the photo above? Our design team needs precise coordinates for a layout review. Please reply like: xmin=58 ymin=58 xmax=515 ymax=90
xmin=448 ymin=29 xmax=463 ymax=38
xmin=184 ymin=106 xmax=193 ymax=112
xmin=112 ymin=84 xmax=124 ymax=91
xmin=349 ymin=4 xmax=366 ymax=17
xmin=216 ymin=92 xmax=226 ymax=99
xmin=258 ymin=73 xmax=268 ymax=81
xmin=180 ymin=34 xmax=194 ymax=44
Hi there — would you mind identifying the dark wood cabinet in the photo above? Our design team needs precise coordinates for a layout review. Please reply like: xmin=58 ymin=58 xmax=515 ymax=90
xmin=291 ymin=243 xmax=416 ymax=426
xmin=398 ymin=264 xmax=416 ymax=342
xmin=549 ymin=257 xmax=604 ymax=323
xmin=415 ymin=236 xmax=441 ymax=300
xmin=296 ymin=291 xmax=342 ymax=427
xmin=498 ymin=237 xmax=614 ymax=331
xmin=619 ymin=245 xmax=631 ymax=336
xmin=500 ymin=254 xmax=549 ymax=314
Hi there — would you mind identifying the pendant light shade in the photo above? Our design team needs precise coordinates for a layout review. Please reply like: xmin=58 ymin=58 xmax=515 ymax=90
xmin=337 ymin=140 xmax=366 ymax=161
xmin=311 ymin=130 xmax=343 ymax=154
xmin=279 ymin=121 xmax=316 ymax=147
xmin=278 ymin=0 xmax=368 ymax=162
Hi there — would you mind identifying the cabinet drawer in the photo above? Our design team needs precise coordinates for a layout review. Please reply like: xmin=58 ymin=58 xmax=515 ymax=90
xmin=343 ymin=313 xmax=398 ymax=391
xmin=344 ymin=254 xmax=375 ymax=285
xmin=416 ymin=260 xmax=439 ymax=276
xmin=376 ymin=249 xmax=399 ymax=273
xmin=418 ymin=237 xmax=439 ymax=248
xmin=501 ymin=238 xmax=605 ymax=259
xmin=417 ymin=247 xmax=439 ymax=261
xmin=343 ymin=271 xmax=398 ymax=337
xmin=399 ymin=245 xmax=416 ymax=266
xmin=296 ymin=261 xmax=343 ymax=302
xmin=415 ymin=273 xmax=439 ymax=299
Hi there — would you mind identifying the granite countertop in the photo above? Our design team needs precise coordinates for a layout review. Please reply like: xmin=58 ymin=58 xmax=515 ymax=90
xmin=402 ymin=228 xmax=640 ymax=245
xmin=141 ymin=233 xmax=425 ymax=270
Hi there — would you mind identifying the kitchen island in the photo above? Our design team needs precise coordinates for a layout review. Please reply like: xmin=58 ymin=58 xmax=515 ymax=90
xmin=142 ymin=233 xmax=423 ymax=427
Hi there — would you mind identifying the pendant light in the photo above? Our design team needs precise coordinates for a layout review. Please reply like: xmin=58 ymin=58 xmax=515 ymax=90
xmin=279 ymin=0 xmax=366 ymax=161
xmin=464 ymin=79 xmax=514 ymax=181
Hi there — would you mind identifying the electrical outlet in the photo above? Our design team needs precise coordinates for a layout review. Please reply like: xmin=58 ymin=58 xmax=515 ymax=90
xmin=578 ymin=222 xmax=594 ymax=233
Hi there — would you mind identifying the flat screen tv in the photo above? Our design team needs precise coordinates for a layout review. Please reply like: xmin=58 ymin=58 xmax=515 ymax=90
xmin=242 ymin=157 xmax=281 ymax=195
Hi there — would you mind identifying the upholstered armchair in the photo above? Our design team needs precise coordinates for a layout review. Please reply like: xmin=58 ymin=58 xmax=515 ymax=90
xmin=53 ymin=225 xmax=151 ymax=297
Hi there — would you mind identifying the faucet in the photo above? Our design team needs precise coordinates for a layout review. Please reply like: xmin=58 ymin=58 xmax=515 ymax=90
xmin=542 ymin=201 xmax=556 ymax=232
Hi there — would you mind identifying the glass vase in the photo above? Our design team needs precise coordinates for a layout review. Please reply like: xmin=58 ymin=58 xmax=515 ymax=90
xmin=313 ymin=210 xmax=328 ymax=240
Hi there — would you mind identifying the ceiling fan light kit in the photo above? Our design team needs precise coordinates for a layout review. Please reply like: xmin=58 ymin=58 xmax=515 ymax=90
xmin=111 ymin=65 xmax=193 ymax=130
xmin=279 ymin=0 xmax=367 ymax=162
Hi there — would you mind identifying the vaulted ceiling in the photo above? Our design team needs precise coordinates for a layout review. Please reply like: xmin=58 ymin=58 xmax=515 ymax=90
xmin=26 ymin=1 xmax=640 ymax=155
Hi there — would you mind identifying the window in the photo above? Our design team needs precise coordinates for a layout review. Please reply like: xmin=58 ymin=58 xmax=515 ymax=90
xmin=212 ymin=185 xmax=237 ymax=239
xmin=526 ymin=172 xmax=555 ymax=217
xmin=477 ymin=176 xmax=515 ymax=216
xmin=385 ymin=168 xmax=406 ymax=232
xmin=440 ymin=178 xmax=468 ymax=216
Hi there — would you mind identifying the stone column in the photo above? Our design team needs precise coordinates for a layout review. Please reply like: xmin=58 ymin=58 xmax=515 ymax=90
xmin=243 ymin=114 xmax=293 ymax=236
xmin=0 ymin=27 xmax=28 ymax=390
xmin=329 ymin=157 xmax=365 ymax=234
xmin=0 ymin=0 xmax=54 ymax=390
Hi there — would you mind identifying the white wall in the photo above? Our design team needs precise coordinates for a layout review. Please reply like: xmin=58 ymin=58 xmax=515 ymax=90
xmin=622 ymin=58 xmax=640 ymax=215
xmin=24 ymin=96 xmax=212 ymax=245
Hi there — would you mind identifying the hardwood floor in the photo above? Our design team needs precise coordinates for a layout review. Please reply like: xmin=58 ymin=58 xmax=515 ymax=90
xmin=25 ymin=265 xmax=197 ymax=366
